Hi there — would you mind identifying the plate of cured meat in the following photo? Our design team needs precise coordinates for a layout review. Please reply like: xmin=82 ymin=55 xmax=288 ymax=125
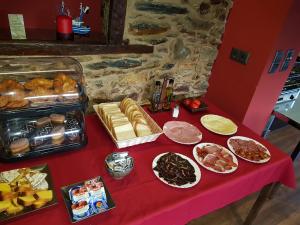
xmin=227 ymin=136 xmax=271 ymax=163
xmin=163 ymin=121 xmax=202 ymax=145
xmin=152 ymin=152 xmax=201 ymax=188
xmin=193 ymin=143 xmax=238 ymax=174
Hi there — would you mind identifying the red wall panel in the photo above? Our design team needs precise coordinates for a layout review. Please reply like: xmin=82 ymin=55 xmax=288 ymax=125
xmin=243 ymin=0 xmax=300 ymax=134
xmin=206 ymin=0 xmax=299 ymax=134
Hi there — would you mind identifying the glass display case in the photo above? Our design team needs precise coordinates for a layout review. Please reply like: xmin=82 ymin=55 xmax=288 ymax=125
xmin=0 ymin=57 xmax=88 ymax=161
xmin=0 ymin=57 xmax=88 ymax=118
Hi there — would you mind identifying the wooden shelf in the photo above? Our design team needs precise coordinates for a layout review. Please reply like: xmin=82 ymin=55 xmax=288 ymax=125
xmin=0 ymin=41 xmax=154 ymax=55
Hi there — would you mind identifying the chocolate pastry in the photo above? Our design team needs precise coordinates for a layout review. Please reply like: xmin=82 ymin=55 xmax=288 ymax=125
xmin=154 ymin=152 xmax=196 ymax=186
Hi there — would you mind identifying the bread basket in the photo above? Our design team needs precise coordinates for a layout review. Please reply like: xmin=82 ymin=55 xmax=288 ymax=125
xmin=93 ymin=102 xmax=163 ymax=148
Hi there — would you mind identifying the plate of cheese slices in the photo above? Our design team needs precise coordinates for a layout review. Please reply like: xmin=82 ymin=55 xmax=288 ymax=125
xmin=200 ymin=114 xmax=238 ymax=135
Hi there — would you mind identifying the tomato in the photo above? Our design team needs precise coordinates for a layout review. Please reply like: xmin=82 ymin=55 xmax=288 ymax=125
xmin=190 ymin=101 xmax=200 ymax=109
xmin=183 ymin=99 xmax=191 ymax=105
xmin=192 ymin=99 xmax=201 ymax=106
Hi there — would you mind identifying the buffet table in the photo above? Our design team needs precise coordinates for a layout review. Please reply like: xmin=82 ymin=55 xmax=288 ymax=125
xmin=1 ymin=100 xmax=296 ymax=225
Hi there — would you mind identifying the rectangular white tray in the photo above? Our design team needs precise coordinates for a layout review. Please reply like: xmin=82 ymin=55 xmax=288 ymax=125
xmin=93 ymin=103 xmax=163 ymax=148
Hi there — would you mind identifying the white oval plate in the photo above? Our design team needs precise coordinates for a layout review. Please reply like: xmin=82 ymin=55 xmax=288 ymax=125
xmin=193 ymin=143 xmax=238 ymax=174
xmin=163 ymin=121 xmax=202 ymax=145
xmin=152 ymin=152 xmax=201 ymax=188
xmin=227 ymin=136 xmax=271 ymax=164
xmin=200 ymin=114 xmax=238 ymax=135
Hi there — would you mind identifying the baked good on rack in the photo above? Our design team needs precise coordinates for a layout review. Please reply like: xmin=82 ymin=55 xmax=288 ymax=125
xmin=24 ymin=78 xmax=53 ymax=90
xmin=0 ymin=96 xmax=9 ymax=108
xmin=9 ymin=138 xmax=30 ymax=155
xmin=51 ymin=126 xmax=65 ymax=145
xmin=36 ymin=117 xmax=51 ymax=128
xmin=27 ymin=87 xmax=56 ymax=103
xmin=0 ymin=79 xmax=24 ymax=93
xmin=50 ymin=114 xmax=65 ymax=124
xmin=5 ymin=99 xmax=29 ymax=109
xmin=53 ymin=73 xmax=77 ymax=93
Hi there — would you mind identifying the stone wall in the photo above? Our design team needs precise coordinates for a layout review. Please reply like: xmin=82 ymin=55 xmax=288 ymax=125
xmin=79 ymin=0 xmax=232 ymax=107
xmin=1 ymin=0 xmax=233 ymax=110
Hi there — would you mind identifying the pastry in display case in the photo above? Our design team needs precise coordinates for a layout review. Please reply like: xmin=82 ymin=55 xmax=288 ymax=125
xmin=0 ymin=57 xmax=88 ymax=118
xmin=0 ymin=109 xmax=87 ymax=161
xmin=0 ymin=57 xmax=88 ymax=161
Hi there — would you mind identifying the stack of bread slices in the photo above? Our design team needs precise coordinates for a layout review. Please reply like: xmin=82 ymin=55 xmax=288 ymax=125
xmin=98 ymin=98 xmax=152 ymax=141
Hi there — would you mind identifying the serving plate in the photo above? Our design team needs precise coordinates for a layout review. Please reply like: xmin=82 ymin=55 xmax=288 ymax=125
xmin=227 ymin=136 xmax=271 ymax=164
xmin=0 ymin=164 xmax=57 ymax=223
xmin=200 ymin=114 xmax=238 ymax=135
xmin=152 ymin=152 xmax=201 ymax=188
xmin=163 ymin=121 xmax=202 ymax=145
xmin=193 ymin=143 xmax=238 ymax=174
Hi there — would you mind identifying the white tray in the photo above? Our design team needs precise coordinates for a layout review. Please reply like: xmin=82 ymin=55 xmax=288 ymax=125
xmin=93 ymin=103 xmax=163 ymax=148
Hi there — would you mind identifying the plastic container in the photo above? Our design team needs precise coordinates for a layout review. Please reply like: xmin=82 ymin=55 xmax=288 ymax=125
xmin=0 ymin=57 xmax=88 ymax=119
xmin=0 ymin=109 xmax=87 ymax=162
xmin=0 ymin=57 xmax=88 ymax=162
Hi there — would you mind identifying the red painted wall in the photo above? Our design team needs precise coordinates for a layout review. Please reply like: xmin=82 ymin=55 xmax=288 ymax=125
xmin=0 ymin=0 xmax=102 ymax=40
xmin=243 ymin=0 xmax=300 ymax=134
xmin=206 ymin=0 xmax=298 ymax=134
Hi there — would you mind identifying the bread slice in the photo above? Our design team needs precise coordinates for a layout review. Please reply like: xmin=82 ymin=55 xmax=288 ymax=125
xmin=125 ymin=105 xmax=139 ymax=117
xmin=34 ymin=190 xmax=53 ymax=202
xmin=110 ymin=117 xmax=129 ymax=130
xmin=104 ymin=111 xmax=124 ymax=125
xmin=17 ymin=195 xmax=36 ymax=207
xmin=98 ymin=104 xmax=119 ymax=116
xmin=0 ymin=200 xmax=11 ymax=213
xmin=112 ymin=122 xmax=136 ymax=140
xmin=128 ymin=110 xmax=143 ymax=122
xmin=135 ymin=123 xmax=152 ymax=137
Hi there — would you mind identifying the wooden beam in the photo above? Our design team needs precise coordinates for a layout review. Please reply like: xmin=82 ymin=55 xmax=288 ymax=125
xmin=107 ymin=0 xmax=127 ymax=44
xmin=0 ymin=41 xmax=153 ymax=55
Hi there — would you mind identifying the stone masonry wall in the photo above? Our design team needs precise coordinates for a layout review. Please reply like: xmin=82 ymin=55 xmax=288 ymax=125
xmin=79 ymin=0 xmax=233 ymax=107
xmin=1 ymin=0 xmax=233 ymax=110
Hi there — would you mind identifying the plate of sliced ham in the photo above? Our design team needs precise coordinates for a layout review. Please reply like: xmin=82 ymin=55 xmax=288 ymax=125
xmin=227 ymin=136 xmax=271 ymax=163
xmin=193 ymin=143 xmax=238 ymax=174
xmin=163 ymin=121 xmax=202 ymax=145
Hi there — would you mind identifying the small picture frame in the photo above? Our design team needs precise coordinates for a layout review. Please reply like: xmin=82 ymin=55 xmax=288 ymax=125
xmin=280 ymin=49 xmax=294 ymax=72
xmin=268 ymin=50 xmax=284 ymax=74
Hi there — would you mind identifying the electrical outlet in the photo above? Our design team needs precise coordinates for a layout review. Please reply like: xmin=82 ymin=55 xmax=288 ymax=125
xmin=230 ymin=48 xmax=250 ymax=65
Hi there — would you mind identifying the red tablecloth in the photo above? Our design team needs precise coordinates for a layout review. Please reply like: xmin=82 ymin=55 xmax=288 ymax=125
xmin=1 ymin=100 xmax=296 ymax=225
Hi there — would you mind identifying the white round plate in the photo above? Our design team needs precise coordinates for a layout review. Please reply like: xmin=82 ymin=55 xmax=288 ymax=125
xmin=200 ymin=114 xmax=238 ymax=135
xmin=152 ymin=152 xmax=201 ymax=188
xmin=193 ymin=143 xmax=238 ymax=174
xmin=163 ymin=121 xmax=202 ymax=145
xmin=227 ymin=136 xmax=271 ymax=164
